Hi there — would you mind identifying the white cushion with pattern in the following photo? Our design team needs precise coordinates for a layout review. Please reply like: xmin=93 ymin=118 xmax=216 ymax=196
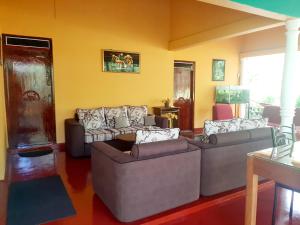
xmin=104 ymin=106 xmax=128 ymax=128
xmin=85 ymin=129 xmax=113 ymax=143
xmin=204 ymin=119 xmax=241 ymax=136
xmin=128 ymin=105 xmax=148 ymax=126
xmin=240 ymin=118 xmax=268 ymax=130
xmin=135 ymin=128 xmax=180 ymax=144
xmin=76 ymin=108 xmax=107 ymax=130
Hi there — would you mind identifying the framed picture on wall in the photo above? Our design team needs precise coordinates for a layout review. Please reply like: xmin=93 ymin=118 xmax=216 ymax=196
xmin=102 ymin=49 xmax=140 ymax=73
xmin=212 ymin=59 xmax=225 ymax=81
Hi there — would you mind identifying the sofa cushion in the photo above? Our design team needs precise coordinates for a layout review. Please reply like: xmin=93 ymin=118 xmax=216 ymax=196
xmin=85 ymin=129 xmax=113 ymax=143
xmin=240 ymin=118 xmax=268 ymax=130
xmin=128 ymin=105 xmax=148 ymax=126
xmin=114 ymin=116 xmax=130 ymax=129
xmin=144 ymin=115 xmax=156 ymax=126
xmin=248 ymin=127 xmax=272 ymax=140
xmin=135 ymin=128 xmax=180 ymax=144
xmin=204 ymin=118 xmax=241 ymax=136
xmin=105 ymin=106 xmax=128 ymax=128
xmin=131 ymin=139 xmax=188 ymax=159
xmin=76 ymin=108 xmax=107 ymax=130
xmin=209 ymin=130 xmax=251 ymax=145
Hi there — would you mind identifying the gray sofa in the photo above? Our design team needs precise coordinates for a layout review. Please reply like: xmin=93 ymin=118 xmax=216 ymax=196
xmin=191 ymin=127 xmax=274 ymax=196
xmin=91 ymin=138 xmax=201 ymax=222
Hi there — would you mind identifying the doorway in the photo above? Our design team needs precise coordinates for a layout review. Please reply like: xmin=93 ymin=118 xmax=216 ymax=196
xmin=2 ymin=34 xmax=56 ymax=149
xmin=173 ymin=61 xmax=195 ymax=131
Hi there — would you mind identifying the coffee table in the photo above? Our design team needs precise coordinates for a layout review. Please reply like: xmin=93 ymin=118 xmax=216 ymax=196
xmin=116 ymin=133 xmax=136 ymax=142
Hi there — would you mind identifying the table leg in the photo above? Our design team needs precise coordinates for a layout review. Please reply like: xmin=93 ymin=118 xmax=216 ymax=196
xmin=245 ymin=156 xmax=259 ymax=225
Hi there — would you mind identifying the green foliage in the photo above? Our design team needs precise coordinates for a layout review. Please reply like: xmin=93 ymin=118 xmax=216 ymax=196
xmin=262 ymin=96 xmax=275 ymax=105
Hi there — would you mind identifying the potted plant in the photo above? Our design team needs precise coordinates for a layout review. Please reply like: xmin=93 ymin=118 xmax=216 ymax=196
xmin=162 ymin=98 xmax=171 ymax=108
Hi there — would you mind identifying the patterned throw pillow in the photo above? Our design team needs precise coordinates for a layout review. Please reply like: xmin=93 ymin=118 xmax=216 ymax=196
xmin=114 ymin=116 xmax=130 ymax=129
xmin=104 ymin=106 xmax=128 ymax=128
xmin=76 ymin=108 xmax=107 ymax=130
xmin=135 ymin=128 xmax=180 ymax=144
xmin=204 ymin=118 xmax=241 ymax=136
xmin=239 ymin=118 xmax=268 ymax=130
xmin=144 ymin=115 xmax=156 ymax=126
xmin=128 ymin=105 xmax=148 ymax=126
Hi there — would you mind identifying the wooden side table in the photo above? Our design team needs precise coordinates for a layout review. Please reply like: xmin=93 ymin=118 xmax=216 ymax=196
xmin=153 ymin=106 xmax=180 ymax=128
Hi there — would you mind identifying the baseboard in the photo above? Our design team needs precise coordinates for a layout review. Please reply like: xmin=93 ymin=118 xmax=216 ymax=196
xmin=193 ymin=128 xmax=203 ymax=134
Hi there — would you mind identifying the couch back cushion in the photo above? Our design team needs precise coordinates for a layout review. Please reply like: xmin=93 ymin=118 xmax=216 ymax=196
xmin=76 ymin=108 xmax=107 ymax=130
xmin=204 ymin=119 xmax=241 ymax=136
xmin=209 ymin=130 xmax=251 ymax=145
xmin=239 ymin=118 xmax=268 ymax=130
xmin=104 ymin=106 xmax=128 ymax=128
xmin=135 ymin=128 xmax=180 ymax=144
xmin=127 ymin=105 xmax=148 ymax=126
xmin=248 ymin=127 xmax=272 ymax=140
xmin=131 ymin=139 xmax=188 ymax=159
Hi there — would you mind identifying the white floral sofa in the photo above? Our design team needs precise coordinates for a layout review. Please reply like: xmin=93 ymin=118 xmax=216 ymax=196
xmin=65 ymin=105 xmax=169 ymax=157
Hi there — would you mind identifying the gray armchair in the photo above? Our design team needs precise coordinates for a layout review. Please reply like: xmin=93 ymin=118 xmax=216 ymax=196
xmin=91 ymin=139 xmax=201 ymax=222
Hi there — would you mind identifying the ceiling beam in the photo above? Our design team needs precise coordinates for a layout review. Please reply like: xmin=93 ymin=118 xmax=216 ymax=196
xmin=197 ymin=0 xmax=289 ymax=21
xmin=169 ymin=17 xmax=284 ymax=50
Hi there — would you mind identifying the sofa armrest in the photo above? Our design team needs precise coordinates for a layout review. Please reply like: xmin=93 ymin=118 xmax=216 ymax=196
xmin=65 ymin=118 xmax=85 ymax=157
xmin=155 ymin=116 xmax=168 ymax=128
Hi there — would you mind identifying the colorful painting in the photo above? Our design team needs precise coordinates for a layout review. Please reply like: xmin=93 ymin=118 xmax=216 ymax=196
xmin=103 ymin=50 xmax=140 ymax=73
xmin=212 ymin=59 xmax=225 ymax=81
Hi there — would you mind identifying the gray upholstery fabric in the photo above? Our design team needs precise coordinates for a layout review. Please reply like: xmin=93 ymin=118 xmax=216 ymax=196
xmin=114 ymin=116 xmax=130 ymax=129
xmin=200 ymin=138 xmax=272 ymax=196
xmin=131 ymin=139 xmax=188 ymax=159
xmin=91 ymin=141 xmax=201 ymax=222
xmin=191 ymin=127 xmax=274 ymax=196
xmin=209 ymin=130 xmax=251 ymax=145
xmin=65 ymin=119 xmax=86 ymax=157
xmin=248 ymin=127 xmax=272 ymax=140
xmin=144 ymin=115 xmax=156 ymax=126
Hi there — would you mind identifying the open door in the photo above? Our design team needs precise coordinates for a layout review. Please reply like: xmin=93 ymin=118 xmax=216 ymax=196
xmin=173 ymin=61 xmax=195 ymax=131
xmin=2 ymin=34 xmax=56 ymax=149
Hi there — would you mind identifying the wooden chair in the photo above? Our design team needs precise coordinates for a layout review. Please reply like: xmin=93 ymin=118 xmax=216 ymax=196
xmin=271 ymin=124 xmax=296 ymax=225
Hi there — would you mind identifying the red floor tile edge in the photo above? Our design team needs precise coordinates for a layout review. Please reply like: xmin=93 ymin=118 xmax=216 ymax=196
xmin=141 ymin=181 xmax=274 ymax=225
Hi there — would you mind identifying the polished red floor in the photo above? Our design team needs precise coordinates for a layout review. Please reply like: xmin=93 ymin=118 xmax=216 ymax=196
xmin=7 ymin=149 xmax=300 ymax=225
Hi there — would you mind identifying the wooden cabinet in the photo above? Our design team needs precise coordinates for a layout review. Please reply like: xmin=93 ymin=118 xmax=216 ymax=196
xmin=153 ymin=107 xmax=180 ymax=128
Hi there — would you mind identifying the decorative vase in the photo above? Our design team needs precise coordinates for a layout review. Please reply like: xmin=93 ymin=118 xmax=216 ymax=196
xmin=164 ymin=102 xmax=170 ymax=108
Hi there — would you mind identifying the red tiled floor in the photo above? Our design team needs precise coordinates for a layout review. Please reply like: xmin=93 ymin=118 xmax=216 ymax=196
xmin=6 ymin=149 xmax=300 ymax=225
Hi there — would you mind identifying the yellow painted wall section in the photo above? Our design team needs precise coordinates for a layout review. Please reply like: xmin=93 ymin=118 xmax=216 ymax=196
xmin=173 ymin=38 xmax=241 ymax=128
xmin=0 ymin=0 xmax=172 ymax=145
xmin=170 ymin=0 xmax=253 ymax=41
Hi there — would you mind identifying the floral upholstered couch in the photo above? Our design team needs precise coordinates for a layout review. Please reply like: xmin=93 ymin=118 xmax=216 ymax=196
xmin=65 ymin=105 xmax=169 ymax=157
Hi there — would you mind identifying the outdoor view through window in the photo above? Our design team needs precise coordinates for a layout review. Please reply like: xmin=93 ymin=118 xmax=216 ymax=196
xmin=242 ymin=53 xmax=300 ymax=118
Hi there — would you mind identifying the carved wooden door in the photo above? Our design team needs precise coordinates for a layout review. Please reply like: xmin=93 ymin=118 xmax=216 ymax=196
xmin=2 ymin=34 xmax=56 ymax=148
xmin=173 ymin=61 xmax=195 ymax=131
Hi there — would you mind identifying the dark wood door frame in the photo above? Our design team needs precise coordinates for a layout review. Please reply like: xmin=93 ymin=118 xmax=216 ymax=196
xmin=2 ymin=34 xmax=56 ymax=149
xmin=174 ymin=60 xmax=195 ymax=131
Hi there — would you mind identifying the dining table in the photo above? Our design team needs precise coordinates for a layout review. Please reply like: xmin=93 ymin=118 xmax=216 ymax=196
xmin=244 ymin=142 xmax=300 ymax=225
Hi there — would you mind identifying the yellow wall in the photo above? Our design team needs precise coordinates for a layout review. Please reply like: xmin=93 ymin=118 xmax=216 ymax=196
xmin=0 ymin=0 xmax=242 ymax=180
xmin=173 ymin=38 xmax=241 ymax=128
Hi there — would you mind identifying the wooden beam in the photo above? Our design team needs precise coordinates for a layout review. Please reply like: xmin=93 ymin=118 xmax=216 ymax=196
xmin=169 ymin=17 xmax=284 ymax=50
xmin=197 ymin=0 xmax=289 ymax=21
